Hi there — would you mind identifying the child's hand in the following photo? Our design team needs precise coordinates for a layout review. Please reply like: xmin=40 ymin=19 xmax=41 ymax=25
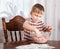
xmin=34 ymin=29 xmax=42 ymax=37
xmin=43 ymin=26 xmax=53 ymax=32
xmin=35 ymin=29 xmax=42 ymax=34
xmin=47 ymin=26 xmax=53 ymax=32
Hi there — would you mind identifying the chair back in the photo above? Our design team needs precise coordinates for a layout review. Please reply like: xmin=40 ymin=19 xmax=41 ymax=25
xmin=2 ymin=15 xmax=25 ymax=43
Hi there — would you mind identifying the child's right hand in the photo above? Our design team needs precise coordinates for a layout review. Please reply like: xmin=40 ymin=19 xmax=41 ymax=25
xmin=34 ymin=29 xmax=42 ymax=37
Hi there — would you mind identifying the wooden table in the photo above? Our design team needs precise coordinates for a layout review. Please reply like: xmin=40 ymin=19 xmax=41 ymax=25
xmin=4 ymin=40 xmax=60 ymax=49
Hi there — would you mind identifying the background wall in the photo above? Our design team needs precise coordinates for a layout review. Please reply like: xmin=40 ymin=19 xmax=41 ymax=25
xmin=55 ymin=0 xmax=60 ymax=40
xmin=0 ymin=0 xmax=60 ymax=42
xmin=45 ymin=0 xmax=60 ymax=41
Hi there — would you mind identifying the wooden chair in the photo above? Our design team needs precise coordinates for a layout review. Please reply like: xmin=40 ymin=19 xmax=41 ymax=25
xmin=2 ymin=15 xmax=25 ymax=43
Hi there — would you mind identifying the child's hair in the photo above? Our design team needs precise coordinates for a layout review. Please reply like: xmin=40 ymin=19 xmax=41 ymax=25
xmin=31 ymin=3 xmax=44 ymax=12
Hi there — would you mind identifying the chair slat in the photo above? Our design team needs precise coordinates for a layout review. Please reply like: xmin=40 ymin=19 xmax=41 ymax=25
xmin=10 ymin=31 xmax=13 ymax=41
xmin=15 ymin=31 xmax=17 ymax=41
xmin=19 ymin=31 xmax=21 ymax=40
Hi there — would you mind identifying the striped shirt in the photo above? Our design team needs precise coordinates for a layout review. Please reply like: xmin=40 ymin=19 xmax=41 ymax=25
xmin=23 ymin=18 xmax=50 ymax=41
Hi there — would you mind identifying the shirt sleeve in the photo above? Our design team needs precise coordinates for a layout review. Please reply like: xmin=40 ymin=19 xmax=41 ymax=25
xmin=42 ymin=22 xmax=49 ymax=32
xmin=41 ymin=22 xmax=51 ymax=37
xmin=24 ymin=18 xmax=31 ymax=24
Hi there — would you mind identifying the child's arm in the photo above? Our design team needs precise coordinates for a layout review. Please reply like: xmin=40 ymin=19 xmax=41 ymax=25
xmin=42 ymin=26 xmax=53 ymax=32
xmin=23 ymin=21 xmax=35 ymax=32
xmin=23 ymin=21 xmax=41 ymax=33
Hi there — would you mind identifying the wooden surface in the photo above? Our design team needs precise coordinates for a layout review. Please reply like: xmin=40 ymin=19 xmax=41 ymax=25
xmin=4 ymin=40 xmax=60 ymax=49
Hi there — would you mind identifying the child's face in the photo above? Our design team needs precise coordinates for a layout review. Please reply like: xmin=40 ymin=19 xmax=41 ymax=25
xmin=30 ymin=8 xmax=44 ymax=22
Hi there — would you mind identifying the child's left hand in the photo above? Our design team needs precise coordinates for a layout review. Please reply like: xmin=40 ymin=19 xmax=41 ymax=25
xmin=47 ymin=26 xmax=53 ymax=32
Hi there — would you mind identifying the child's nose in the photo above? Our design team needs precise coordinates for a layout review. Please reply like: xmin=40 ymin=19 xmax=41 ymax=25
xmin=35 ymin=14 xmax=38 ymax=16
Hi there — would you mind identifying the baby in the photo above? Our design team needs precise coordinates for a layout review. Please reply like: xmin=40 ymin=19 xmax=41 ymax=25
xmin=23 ymin=3 xmax=52 ymax=43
